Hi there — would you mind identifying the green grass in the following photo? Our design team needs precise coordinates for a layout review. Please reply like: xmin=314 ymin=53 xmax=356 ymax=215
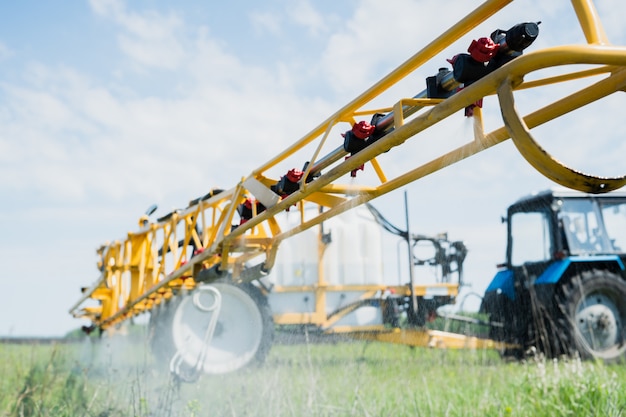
xmin=1 ymin=336 xmax=625 ymax=417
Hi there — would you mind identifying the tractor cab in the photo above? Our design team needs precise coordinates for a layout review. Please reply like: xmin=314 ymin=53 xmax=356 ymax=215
xmin=505 ymin=189 xmax=626 ymax=269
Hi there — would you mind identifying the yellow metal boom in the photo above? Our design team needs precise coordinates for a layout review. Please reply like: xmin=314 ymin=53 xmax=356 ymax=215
xmin=71 ymin=0 xmax=626 ymax=331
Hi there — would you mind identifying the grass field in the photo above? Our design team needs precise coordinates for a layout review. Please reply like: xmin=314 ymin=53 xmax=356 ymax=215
xmin=1 ymin=332 xmax=625 ymax=417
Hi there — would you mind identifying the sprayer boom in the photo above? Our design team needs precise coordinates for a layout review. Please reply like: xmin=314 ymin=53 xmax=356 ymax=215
xmin=71 ymin=0 xmax=626 ymax=333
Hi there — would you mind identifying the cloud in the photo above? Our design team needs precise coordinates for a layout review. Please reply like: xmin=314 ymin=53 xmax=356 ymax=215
xmin=88 ymin=0 xmax=124 ymax=18
xmin=0 ymin=41 xmax=12 ymax=61
xmin=249 ymin=0 xmax=333 ymax=38
xmin=89 ymin=0 xmax=186 ymax=70
xmin=249 ymin=11 xmax=282 ymax=36
xmin=286 ymin=0 xmax=328 ymax=37
xmin=0 ymin=4 xmax=339 ymax=208
xmin=317 ymin=0 xmax=477 ymax=96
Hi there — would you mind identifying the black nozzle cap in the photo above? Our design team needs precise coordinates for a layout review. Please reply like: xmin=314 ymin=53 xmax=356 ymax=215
xmin=506 ymin=22 xmax=540 ymax=52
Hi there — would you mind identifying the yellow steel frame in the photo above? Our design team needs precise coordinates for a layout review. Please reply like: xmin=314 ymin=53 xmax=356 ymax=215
xmin=270 ymin=284 xmax=458 ymax=326
xmin=346 ymin=329 xmax=513 ymax=350
xmin=71 ymin=0 xmax=626 ymax=343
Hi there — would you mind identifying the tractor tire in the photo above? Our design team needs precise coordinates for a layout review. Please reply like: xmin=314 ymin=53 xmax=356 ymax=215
xmin=555 ymin=270 xmax=626 ymax=363
xmin=148 ymin=280 xmax=274 ymax=375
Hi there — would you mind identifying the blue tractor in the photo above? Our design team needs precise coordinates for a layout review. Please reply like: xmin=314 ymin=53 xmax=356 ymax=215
xmin=480 ymin=189 xmax=626 ymax=362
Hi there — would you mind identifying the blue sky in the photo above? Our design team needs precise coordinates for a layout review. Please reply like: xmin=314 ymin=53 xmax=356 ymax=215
xmin=1 ymin=0 xmax=625 ymax=336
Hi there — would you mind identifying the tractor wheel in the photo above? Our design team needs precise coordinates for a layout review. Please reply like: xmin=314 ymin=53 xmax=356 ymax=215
xmin=149 ymin=280 xmax=274 ymax=375
xmin=555 ymin=270 xmax=626 ymax=363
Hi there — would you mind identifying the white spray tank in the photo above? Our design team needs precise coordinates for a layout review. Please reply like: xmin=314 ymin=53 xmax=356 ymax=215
xmin=262 ymin=204 xmax=385 ymax=325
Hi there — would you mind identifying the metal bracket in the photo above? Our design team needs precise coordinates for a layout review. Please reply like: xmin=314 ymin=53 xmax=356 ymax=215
xmin=169 ymin=285 xmax=222 ymax=382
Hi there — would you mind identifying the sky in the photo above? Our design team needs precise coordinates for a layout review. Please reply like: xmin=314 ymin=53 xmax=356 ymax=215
xmin=1 ymin=0 xmax=625 ymax=337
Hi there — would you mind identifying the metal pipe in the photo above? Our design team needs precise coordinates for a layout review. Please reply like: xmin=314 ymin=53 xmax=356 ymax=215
xmin=404 ymin=191 xmax=418 ymax=325
xmin=196 ymin=264 xmax=226 ymax=283
xmin=307 ymin=70 xmax=459 ymax=178
xmin=253 ymin=0 xmax=512 ymax=177
xmin=238 ymin=263 xmax=269 ymax=283
xmin=375 ymin=70 xmax=458 ymax=133
xmin=306 ymin=146 xmax=345 ymax=178
xmin=307 ymin=20 xmax=542 ymax=179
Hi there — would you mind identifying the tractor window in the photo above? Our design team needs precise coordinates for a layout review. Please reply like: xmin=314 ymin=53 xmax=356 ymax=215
xmin=510 ymin=211 xmax=551 ymax=266
xmin=599 ymin=201 xmax=626 ymax=252
xmin=560 ymin=199 xmax=611 ymax=254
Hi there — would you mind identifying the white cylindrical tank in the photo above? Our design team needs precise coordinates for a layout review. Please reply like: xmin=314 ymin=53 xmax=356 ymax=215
xmin=322 ymin=207 xmax=385 ymax=286
xmin=264 ymin=204 xmax=385 ymax=319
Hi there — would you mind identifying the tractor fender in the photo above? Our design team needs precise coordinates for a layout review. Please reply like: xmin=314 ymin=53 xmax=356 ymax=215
xmin=535 ymin=256 xmax=625 ymax=286
xmin=484 ymin=269 xmax=516 ymax=300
